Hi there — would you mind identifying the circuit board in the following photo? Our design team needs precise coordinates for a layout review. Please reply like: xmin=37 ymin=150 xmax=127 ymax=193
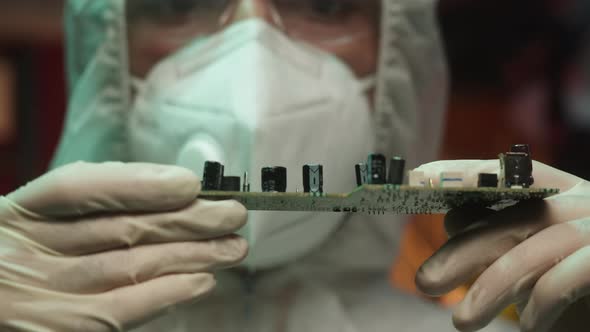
xmin=198 ymin=185 xmax=560 ymax=215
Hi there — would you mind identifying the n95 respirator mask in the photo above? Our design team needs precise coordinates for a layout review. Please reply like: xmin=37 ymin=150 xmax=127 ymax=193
xmin=128 ymin=19 xmax=375 ymax=269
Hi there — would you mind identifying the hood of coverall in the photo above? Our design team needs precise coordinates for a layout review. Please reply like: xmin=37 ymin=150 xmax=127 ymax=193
xmin=52 ymin=0 xmax=448 ymax=170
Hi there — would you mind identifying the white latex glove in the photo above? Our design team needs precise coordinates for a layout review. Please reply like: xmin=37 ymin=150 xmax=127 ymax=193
xmin=414 ymin=160 xmax=590 ymax=332
xmin=0 ymin=162 xmax=248 ymax=331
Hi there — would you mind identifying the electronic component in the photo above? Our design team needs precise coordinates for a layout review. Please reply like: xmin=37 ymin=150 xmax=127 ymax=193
xmin=511 ymin=144 xmax=531 ymax=154
xmin=196 ymin=146 xmax=558 ymax=214
xmin=199 ymin=186 xmax=559 ymax=215
xmin=303 ymin=164 xmax=323 ymax=194
xmin=261 ymin=167 xmax=287 ymax=192
xmin=388 ymin=157 xmax=405 ymax=185
xmin=440 ymin=172 xmax=464 ymax=188
xmin=221 ymin=176 xmax=241 ymax=191
xmin=409 ymin=170 xmax=426 ymax=187
xmin=242 ymin=172 xmax=251 ymax=192
xmin=501 ymin=152 xmax=534 ymax=188
xmin=202 ymin=161 xmax=224 ymax=191
xmin=499 ymin=144 xmax=534 ymax=188
xmin=355 ymin=163 xmax=369 ymax=186
xmin=478 ymin=173 xmax=499 ymax=188
xmin=368 ymin=154 xmax=387 ymax=184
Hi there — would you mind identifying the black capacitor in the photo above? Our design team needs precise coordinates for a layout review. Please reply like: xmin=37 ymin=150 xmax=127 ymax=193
xmin=368 ymin=153 xmax=387 ymax=184
xmin=510 ymin=144 xmax=531 ymax=155
xmin=221 ymin=176 xmax=241 ymax=191
xmin=503 ymin=152 xmax=534 ymax=188
xmin=355 ymin=163 xmax=369 ymax=186
xmin=478 ymin=173 xmax=499 ymax=188
xmin=387 ymin=157 xmax=406 ymax=185
xmin=303 ymin=164 xmax=324 ymax=194
xmin=261 ymin=167 xmax=287 ymax=192
xmin=202 ymin=161 xmax=224 ymax=191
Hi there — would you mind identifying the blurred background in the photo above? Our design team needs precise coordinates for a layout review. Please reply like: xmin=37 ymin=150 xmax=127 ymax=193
xmin=0 ymin=0 xmax=65 ymax=190
xmin=0 ymin=0 xmax=589 ymax=320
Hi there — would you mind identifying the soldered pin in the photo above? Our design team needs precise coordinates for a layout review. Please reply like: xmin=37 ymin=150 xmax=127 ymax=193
xmin=242 ymin=172 xmax=251 ymax=192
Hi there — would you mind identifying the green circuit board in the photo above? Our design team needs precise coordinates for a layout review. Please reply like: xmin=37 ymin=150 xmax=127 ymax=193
xmin=198 ymin=185 xmax=560 ymax=215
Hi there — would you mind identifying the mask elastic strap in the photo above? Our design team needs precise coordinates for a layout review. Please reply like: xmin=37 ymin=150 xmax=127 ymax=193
xmin=130 ymin=76 xmax=146 ymax=97
xmin=358 ymin=75 xmax=377 ymax=93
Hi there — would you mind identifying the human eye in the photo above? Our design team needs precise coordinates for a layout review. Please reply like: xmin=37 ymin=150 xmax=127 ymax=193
xmin=128 ymin=0 xmax=230 ymax=22
xmin=274 ymin=0 xmax=367 ymax=24
xmin=308 ymin=0 xmax=356 ymax=18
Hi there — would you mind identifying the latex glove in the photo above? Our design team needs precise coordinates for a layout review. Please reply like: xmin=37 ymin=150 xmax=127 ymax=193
xmin=0 ymin=162 xmax=248 ymax=331
xmin=414 ymin=160 xmax=590 ymax=332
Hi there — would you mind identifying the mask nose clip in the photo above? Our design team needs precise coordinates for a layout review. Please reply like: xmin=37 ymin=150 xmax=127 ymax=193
xmin=358 ymin=75 xmax=377 ymax=93
xmin=220 ymin=0 xmax=284 ymax=32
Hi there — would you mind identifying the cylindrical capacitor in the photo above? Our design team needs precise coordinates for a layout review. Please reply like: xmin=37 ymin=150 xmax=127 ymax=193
xmin=478 ymin=173 xmax=499 ymax=188
xmin=510 ymin=144 xmax=531 ymax=155
xmin=221 ymin=176 xmax=241 ymax=191
xmin=368 ymin=154 xmax=387 ymax=184
xmin=387 ymin=157 xmax=406 ymax=185
xmin=355 ymin=163 xmax=369 ymax=186
xmin=303 ymin=164 xmax=324 ymax=193
xmin=261 ymin=167 xmax=287 ymax=192
xmin=202 ymin=161 xmax=224 ymax=191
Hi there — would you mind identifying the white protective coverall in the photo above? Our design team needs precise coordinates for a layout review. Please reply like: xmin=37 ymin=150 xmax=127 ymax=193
xmin=48 ymin=0 xmax=517 ymax=331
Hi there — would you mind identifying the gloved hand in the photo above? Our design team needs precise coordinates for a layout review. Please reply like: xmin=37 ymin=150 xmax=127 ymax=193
xmin=414 ymin=160 xmax=590 ymax=332
xmin=0 ymin=162 xmax=248 ymax=331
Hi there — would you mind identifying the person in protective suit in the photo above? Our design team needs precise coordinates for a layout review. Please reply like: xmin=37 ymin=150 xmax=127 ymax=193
xmin=1 ymin=1 xmax=590 ymax=332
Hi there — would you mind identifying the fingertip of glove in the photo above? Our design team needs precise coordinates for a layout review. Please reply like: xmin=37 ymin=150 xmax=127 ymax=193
xmin=187 ymin=273 xmax=217 ymax=297
xmin=132 ymin=163 xmax=201 ymax=207
xmin=415 ymin=263 xmax=446 ymax=296
xmin=414 ymin=267 xmax=429 ymax=293
xmin=54 ymin=161 xmax=202 ymax=199
xmin=225 ymin=200 xmax=248 ymax=229
xmin=452 ymin=289 xmax=496 ymax=332
xmin=218 ymin=235 xmax=249 ymax=263
xmin=452 ymin=308 xmax=483 ymax=332
xmin=155 ymin=164 xmax=201 ymax=196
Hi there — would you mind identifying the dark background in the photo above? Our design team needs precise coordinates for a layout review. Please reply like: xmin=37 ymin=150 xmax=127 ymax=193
xmin=1 ymin=0 xmax=589 ymax=193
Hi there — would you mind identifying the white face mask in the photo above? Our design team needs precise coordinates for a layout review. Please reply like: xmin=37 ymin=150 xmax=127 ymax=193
xmin=129 ymin=19 xmax=375 ymax=268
